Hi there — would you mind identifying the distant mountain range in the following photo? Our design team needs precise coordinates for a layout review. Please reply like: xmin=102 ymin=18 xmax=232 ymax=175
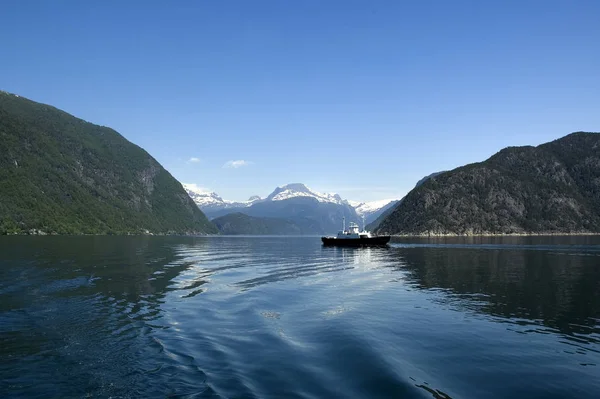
xmin=376 ymin=132 xmax=600 ymax=236
xmin=185 ymin=183 xmax=398 ymax=235
xmin=0 ymin=91 xmax=216 ymax=235
xmin=184 ymin=185 xmax=262 ymax=213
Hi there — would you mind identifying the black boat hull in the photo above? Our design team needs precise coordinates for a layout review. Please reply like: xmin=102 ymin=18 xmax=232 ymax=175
xmin=321 ymin=236 xmax=391 ymax=247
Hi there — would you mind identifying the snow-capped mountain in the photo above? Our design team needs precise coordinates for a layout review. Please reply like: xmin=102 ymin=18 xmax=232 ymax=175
xmin=183 ymin=183 xmax=261 ymax=210
xmin=184 ymin=182 xmax=397 ymax=225
xmin=265 ymin=183 xmax=348 ymax=205
xmin=352 ymin=199 xmax=397 ymax=218
xmin=348 ymin=199 xmax=400 ymax=225
xmin=264 ymin=184 xmax=398 ymax=224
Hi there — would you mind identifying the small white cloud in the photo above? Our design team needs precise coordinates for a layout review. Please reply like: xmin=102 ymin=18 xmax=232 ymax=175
xmin=223 ymin=160 xmax=253 ymax=169
xmin=187 ymin=157 xmax=201 ymax=164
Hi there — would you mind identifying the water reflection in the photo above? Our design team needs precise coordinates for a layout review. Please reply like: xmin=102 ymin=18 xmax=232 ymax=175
xmin=2 ymin=236 xmax=600 ymax=398
xmin=323 ymin=246 xmax=389 ymax=264
xmin=389 ymin=243 xmax=600 ymax=340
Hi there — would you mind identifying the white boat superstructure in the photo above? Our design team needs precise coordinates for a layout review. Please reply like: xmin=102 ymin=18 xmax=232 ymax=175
xmin=336 ymin=217 xmax=372 ymax=239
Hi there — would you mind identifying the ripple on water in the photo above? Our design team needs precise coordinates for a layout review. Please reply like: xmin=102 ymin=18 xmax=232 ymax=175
xmin=2 ymin=236 xmax=600 ymax=398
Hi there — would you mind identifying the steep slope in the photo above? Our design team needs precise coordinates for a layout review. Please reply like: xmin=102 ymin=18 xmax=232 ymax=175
xmin=0 ymin=91 xmax=217 ymax=235
xmin=212 ymin=213 xmax=303 ymax=235
xmin=353 ymin=199 xmax=399 ymax=225
xmin=366 ymin=171 xmax=446 ymax=230
xmin=376 ymin=132 xmax=600 ymax=235
xmin=366 ymin=202 xmax=400 ymax=231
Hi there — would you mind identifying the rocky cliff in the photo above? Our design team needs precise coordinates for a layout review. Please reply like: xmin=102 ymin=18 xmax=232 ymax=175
xmin=376 ymin=132 xmax=600 ymax=235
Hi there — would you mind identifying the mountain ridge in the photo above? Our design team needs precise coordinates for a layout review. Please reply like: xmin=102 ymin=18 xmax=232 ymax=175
xmin=184 ymin=182 xmax=397 ymax=225
xmin=376 ymin=132 xmax=600 ymax=236
xmin=0 ymin=91 xmax=216 ymax=235
xmin=185 ymin=183 xmax=362 ymax=235
xmin=366 ymin=171 xmax=446 ymax=231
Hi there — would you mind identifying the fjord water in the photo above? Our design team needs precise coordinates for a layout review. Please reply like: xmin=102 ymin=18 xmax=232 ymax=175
xmin=1 ymin=236 xmax=599 ymax=398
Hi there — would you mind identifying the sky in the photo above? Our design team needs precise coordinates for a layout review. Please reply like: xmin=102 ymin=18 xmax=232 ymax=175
xmin=2 ymin=0 xmax=599 ymax=202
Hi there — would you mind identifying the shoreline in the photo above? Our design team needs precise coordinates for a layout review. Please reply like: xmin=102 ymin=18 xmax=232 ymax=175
xmin=0 ymin=231 xmax=216 ymax=237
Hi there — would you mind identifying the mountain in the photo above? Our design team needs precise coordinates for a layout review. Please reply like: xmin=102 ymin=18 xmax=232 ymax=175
xmin=192 ymin=183 xmax=352 ymax=219
xmin=212 ymin=213 xmax=303 ymax=235
xmin=236 ymin=195 xmax=358 ymax=233
xmin=366 ymin=171 xmax=446 ymax=231
xmin=413 ymin=171 xmax=447 ymax=188
xmin=187 ymin=182 xmax=395 ymax=227
xmin=264 ymin=183 xmax=347 ymax=204
xmin=366 ymin=201 xmax=399 ymax=231
xmin=376 ymin=132 xmax=600 ymax=235
xmin=183 ymin=183 xmax=261 ymax=212
xmin=0 ymin=91 xmax=217 ymax=235
xmin=192 ymin=183 xmax=360 ymax=234
xmin=352 ymin=199 xmax=399 ymax=225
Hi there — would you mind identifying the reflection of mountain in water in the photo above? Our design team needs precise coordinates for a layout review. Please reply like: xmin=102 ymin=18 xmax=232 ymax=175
xmin=390 ymin=245 xmax=600 ymax=337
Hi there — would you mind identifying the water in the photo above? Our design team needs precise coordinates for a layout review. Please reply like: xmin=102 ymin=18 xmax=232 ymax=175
xmin=1 ymin=235 xmax=599 ymax=398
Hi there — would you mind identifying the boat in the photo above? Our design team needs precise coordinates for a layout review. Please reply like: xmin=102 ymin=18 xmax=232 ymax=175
xmin=321 ymin=217 xmax=391 ymax=247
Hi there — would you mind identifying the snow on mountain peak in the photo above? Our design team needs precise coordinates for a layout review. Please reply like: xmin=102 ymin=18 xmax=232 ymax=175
xmin=183 ymin=183 xmax=227 ymax=207
xmin=281 ymin=183 xmax=311 ymax=193
xmin=184 ymin=183 xmax=262 ymax=209
xmin=352 ymin=199 xmax=398 ymax=217
xmin=266 ymin=183 xmax=347 ymax=205
xmin=183 ymin=181 xmax=396 ymax=217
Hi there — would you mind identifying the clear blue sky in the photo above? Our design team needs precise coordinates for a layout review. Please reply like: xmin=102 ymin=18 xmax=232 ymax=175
xmin=2 ymin=1 xmax=599 ymax=202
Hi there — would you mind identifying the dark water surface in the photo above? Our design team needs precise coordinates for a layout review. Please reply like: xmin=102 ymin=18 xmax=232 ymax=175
xmin=1 ymin=236 xmax=599 ymax=398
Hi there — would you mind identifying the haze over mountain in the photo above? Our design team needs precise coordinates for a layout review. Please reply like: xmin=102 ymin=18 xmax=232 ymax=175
xmin=376 ymin=132 xmax=600 ymax=236
xmin=0 ymin=91 xmax=216 ymax=235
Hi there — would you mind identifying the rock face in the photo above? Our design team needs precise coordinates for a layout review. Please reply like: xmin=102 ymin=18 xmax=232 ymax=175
xmin=376 ymin=132 xmax=600 ymax=235
xmin=366 ymin=171 xmax=446 ymax=231
xmin=0 ymin=91 xmax=217 ymax=235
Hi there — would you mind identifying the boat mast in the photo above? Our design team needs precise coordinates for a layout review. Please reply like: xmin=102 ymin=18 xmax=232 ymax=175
xmin=343 ymin=216 xmax=346 ymax=232
xmin=362 ymin=215 xmax=365 ymax=231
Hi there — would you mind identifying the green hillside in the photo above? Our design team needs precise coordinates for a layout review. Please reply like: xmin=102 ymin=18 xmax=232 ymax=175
xmin=0 ymin=91 xmax=217 ymax=235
